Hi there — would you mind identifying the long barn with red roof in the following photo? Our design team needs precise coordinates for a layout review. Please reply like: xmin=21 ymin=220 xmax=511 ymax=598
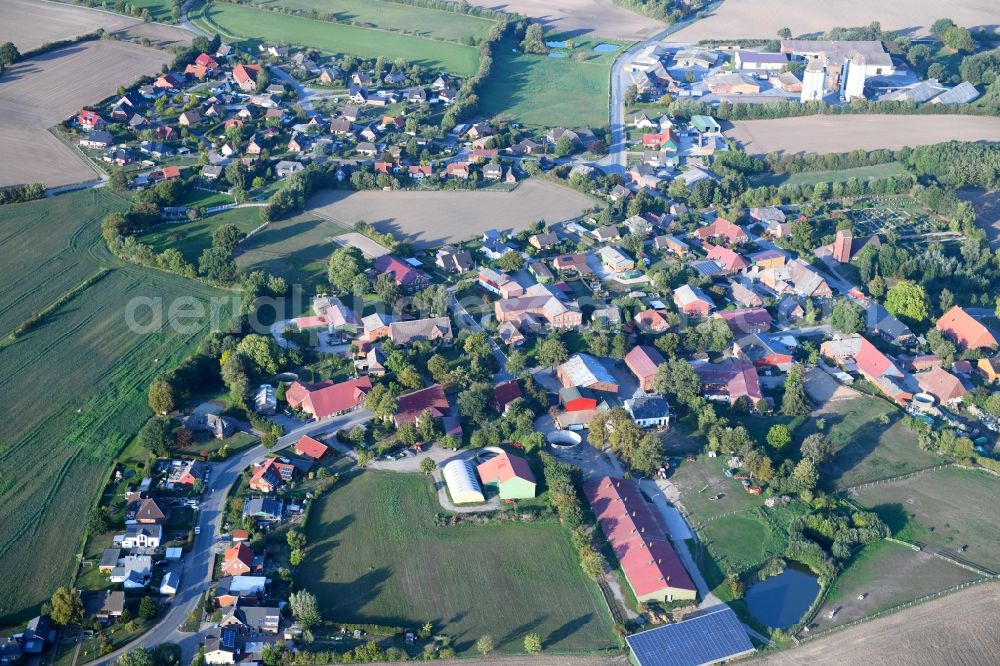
xmin=583 ymin=477 xmax=697 ymax=603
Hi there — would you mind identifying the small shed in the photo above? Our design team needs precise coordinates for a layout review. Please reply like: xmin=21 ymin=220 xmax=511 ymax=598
xmin=165 ymin=547 xmax=183 ymax=561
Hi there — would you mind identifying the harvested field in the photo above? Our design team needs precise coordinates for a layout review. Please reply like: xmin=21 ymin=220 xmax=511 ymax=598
xmin=466 ymin=0 xmax=662 ymax=40
xmin=0 ymin=190 xmax=233 ymax=624
xmin=111 ymin=21 xmax=195 ymax=48
xmin=756 ymin=581 xmax=1000 ymax=666
xmin=0 ymin=39 xmax=170 ymax=188
xmin=333 ymin=232 xmax=390 ymax=260
xmin=671 ymin=0 xmax=999 ymax=42
xmin=307 ymin=180 xmax=595 ymax=248
xmin=299 ymin=469 xmax=618 ymax=654
xmin=815 ymin=540 xmax=982 ymax=631
xmin=852 ymin=466 xmax=1000 ymax=572
xmin=726 ymin=115 xmax=1000 ymax=156
xmin=0 ymin=0 xmax=139 ymax=51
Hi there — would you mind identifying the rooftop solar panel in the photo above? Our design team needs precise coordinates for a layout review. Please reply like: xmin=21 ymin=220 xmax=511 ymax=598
xmin=625 ymin=607 xmax=755 ymax=666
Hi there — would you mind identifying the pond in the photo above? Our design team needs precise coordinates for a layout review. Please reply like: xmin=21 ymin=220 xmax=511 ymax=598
xmin=546 ymin=40 xmax=568 ymax=49
xmin=744 ymin=566 xmax=819 ymax=629
xmin=593 ymin=43 xmax=619 ymax=52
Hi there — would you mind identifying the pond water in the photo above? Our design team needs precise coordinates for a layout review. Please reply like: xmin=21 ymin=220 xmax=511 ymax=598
xmin=546 ymin=40 xmax=568 ymax=49
xmin=593 ymin=43 xmax=619 ymax=52
xmin=744 ymin=566 xmax=819 ymax=629
xmin=548 ymin=52 xmax=568 ymax=58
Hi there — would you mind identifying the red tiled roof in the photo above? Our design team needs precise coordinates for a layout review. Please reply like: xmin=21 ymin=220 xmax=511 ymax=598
xmin=287 ymin=377 xmax=372 ymax=419
xmin=706 ymin=244 xmax=749 ymax=272
xmin=936 ymin=306 xmax=997 ymax=350
xmin=476 ymin=450 xmax=535 ymax=485
xmin=395 ymin=384 xmax=449 ymax=425
xmin=693 ymin=359 xmax=762 ymax=403
xmin=584 ymin=477 xmax=695 ymax=598
xmin=224 ymin=542 xmax=253 ymax=568
xmin=233 ymin=64 xmax=261 ymax=86
xmin=373 ymin=255 xmax=425 ymax=287
xmin=635 ymin=309 xmax=669 ymax=330
xmin=161 ymin=166 xmax=181 ymax=179
xmin=854 ymin=337 xmax=897 ymax=380
xmin=625 ymin=345 xmax=665 ymax=380
xmin=295 ymin=435 xmax=329 ymax=460
xmin=492 ymin=379 xmax=523 ymax=412
xmin=697 ymin=218 xmax=747 ymax=243
xmin=713 ymin=308 xmax=772 ymax=331
xmin=917 ymin=366 xmax=966 ymax=403
xmin=195 ymin=53 xmax=219 ymax=69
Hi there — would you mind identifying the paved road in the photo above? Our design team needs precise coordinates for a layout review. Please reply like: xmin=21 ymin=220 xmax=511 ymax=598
xmin=269 ymin=65 xmax=313 ymax=112
xmin=448 ymin=288 xmax=510 ymax=380
xmin=94 ymin=411 xmax=372 ymax=665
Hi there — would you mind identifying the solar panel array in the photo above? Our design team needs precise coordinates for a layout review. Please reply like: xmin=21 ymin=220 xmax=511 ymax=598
xmin=625 ymin=607 xmax=755 ymax=666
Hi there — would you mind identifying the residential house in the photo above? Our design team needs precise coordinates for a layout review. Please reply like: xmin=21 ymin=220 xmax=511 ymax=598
xmin=294 ymin=435 xmax=329 ymax=461
xmin=495 ymin=283 xmax=583 ymax=329
xmin=552 ymin=253 xmax=593 ymax=276
xmin=498 ymin=320 xmax=526 ymax=346
xmin=609 ymin=184 xmax=633 ymax=202
xmin=446 ymin=162 xmax=470 ymax=179
xmin=242 ymin=498 xmax=284 ymax=523
xmin=713 ymin=308 xmax=773 ymax=334
xmin=394 ymin=384 xmax=449 ymax=427
xmin=733 ymin=333 xmax=794 ymax=371
xmin=388 ymin=317 xmax=453 ymax=346
xmin=355 ymin=142 xmax=378 ymax=157
xmin=362 ymin=312 xmax=393 ymax=340
xmin=936 ymin=306 xmax=998 ymax=350
xmin=917 ymin=366 xmax=966 ymax=405
xmin=747 ymin=250 xmax=786 ymax=270
xmin=653 ymin=234 xmax=689 ymax=256
xmin=625 ymin=345 xmax=665 ymax=392
xmin=759 ymin=259 xmax=832 ymax=298
xmin=592 ymin=305 xmax=623 ymax=329
xmin=729 ymin=282 xmax=763 ymax=308
xmin=693 ymin=359 xmax=763 ymax=406
xmin=222 ymin=543 xmax=255 ymax=577
xmin=373 ymin=255 xmax=430 ymax=292
xmin=232 ymin=64 xmax=261 ymax=92
xmin=94 ymin=590 xmax=125 ymax=620
xmin=635 ymin=309 xmax=670 ymax=333
xmin=977 ymin=356 xmax=1000 ymax=382
xmin=215 ymin=576 xmax=269 ymax=608
xmin=750 ymin=207 xmax=786 ymax=225
xmin=285 ymin=377 xmax=372 ymax=420
xmin=109 ymin=556 xmax=152 ymax=589
xmin=77 ymin=109 xmax=104 ymax=130
xmin=129 ymin=498 xmax=167 ymax=525
xmin=529 ymin=232 xmax=560 ymax=250
xmin=592 ymin=225 xmax=622 ymax=242
xmin=697 ymin=218 xmax=748 ymax=245
xmin=80 ymin=130 xmax=113 ymax=149
xmin=182 ymin=412 xmax=236 ymax=439
xmin=673 ymin=285 xmax=715 ymax=316
xmin=558 ymin=354 xmax=619 ymax=393
xmin=178 ymin=110 xmax=201 ymax=126
xmin=706 ymin=244 xmax=749 ymax=275
xmin=160 ymin=571 xmax=180 ymax=595
xmin=624 ymin=395 xmax=672 ymax=428
xmin=479 ymin=268 xmax=524 ymax=299
xmin=599 ymin=246 xmax=635 ymax=272
xmin=275 ymin=160 xmax=304 ymax=178
xmin=849 ymin=293 xmax=915 ymax=345
xmin=482 ymin=163 xmax=503 ymax=180
xmin=168 ymin=459 xmax=205 ymax=487
xmin=205 ymin=631 xmax=242 ymax=665
xmin=436 ymin=246 xmax=474 ymax=273
xmin=248 ymin=458 xmax=298 ymax=493
xmin=820 ymin=335 xmax=914 ymax=404
xmin=220 ymin=606 xmax=281 ymax=635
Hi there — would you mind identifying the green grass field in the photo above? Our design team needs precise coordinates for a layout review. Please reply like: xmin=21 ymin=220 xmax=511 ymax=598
xmin=250 ymin=0 xmax=496 ymax=44
xmin=754 ymin=162 xmax=908 ymax=187
xmin=479 ymin=36 xmax=619 ymax=128
xmin=815 ymin=539 xmax=982 ymax=629
xmin=141 ymin=207 xmax=262 ymax=265
xmin=668 ymin=455 xmax=766 ymax=523
xmin=700 ymin=514 xmax=770 ymax=569
xmin=235 ymin=210 xmax=349 ymax=288
xmin=853 ymin=467 xmax=1000 ymax=572
xmin=299 ymin=470 xmax=618 ymax=654
xmin=191 ymin=1 xmax=480 ymax=75
xmin=811 ymin=398 xmax=941 ymax=490
xmin=0 ymin=190 xmax=233 ymax=626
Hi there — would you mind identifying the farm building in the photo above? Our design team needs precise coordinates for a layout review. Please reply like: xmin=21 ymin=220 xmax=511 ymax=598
xmin=442 ymin=460 xmax=485 ymax=504
xmin=558 ymin=354 xmax=619 ymax=393
xmin=936 ymin=306 xmax=998 ymax=350
xmin=735 ymin=50 xmax=787 ymax=71
xmin=476 ymin=449 xmax=536 ymax=499
xmin=625 ymin=607 xmax=754 ymax=666
xmin=285 ymin=377 xmax=372 ymax=420
xmin=584 ymin=477 xmax=696 ymax=604
xmin=625 ymin=345 xmax=665 ymax=392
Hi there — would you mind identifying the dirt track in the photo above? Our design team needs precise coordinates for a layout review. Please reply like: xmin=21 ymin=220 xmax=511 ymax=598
xmin=726 ymin=115 xmax=1000 ymax=155
xmin=0 ymin=39 xmax=172 ymax=188
xmin=671 ymin=0 xmax=998 ymax=41
xmin=307 ymin=179 xmax=595 ymax=248
xmin=755 ymin=581 xmax=1000 ymax=665
xmin=0 ymin=0 xmax=140 ymax=50
xmin=466 ymin=0 xmax=662 ymax=40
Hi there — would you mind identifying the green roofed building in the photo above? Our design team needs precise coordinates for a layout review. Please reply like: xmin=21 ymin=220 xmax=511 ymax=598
xmin=690 ymin=115 xmax=721 ymax=134
xmin=476 ymin=448 xmax=536 ymax=500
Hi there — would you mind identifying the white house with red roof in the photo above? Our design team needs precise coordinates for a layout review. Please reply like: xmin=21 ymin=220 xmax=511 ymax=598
xmin=294 ymin=435 xmax=329 ymax=460
xmin=373 ymin=255 xmax=430 ymax=292
xmin=697 ymin=217 xmax=748 ymax=245
xmin=77 ymin=109 xmax=104 ymax=130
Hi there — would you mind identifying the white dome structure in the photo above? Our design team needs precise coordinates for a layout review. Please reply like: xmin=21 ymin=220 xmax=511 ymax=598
xmin=442 ymin=460 xmax=485 ymax=504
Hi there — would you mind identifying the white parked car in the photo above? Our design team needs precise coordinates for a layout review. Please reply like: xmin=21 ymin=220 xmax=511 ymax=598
xmin=194 ymin=526 xmax=201 ymax=535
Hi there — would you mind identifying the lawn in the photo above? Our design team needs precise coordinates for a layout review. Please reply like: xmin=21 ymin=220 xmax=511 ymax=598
xmin=141 ymin=207 xmax=263 ymax=264
xmin=235 ymin=209 xmax=350 ymax=288
xmin=479 ymin=35 xmax=619 ymax=128
xmin=810 ymin=397 xmax=942 ymax=490
xmin=699 ymin=514 xmax=770 ymax=571
xmin=191 ymin=1 xmax=480 ymax=75
xmin=0 ymin=190 xmax=234 ymax=625
xmin=249 ymin=0 xmax=496 ymax=44
xmin=668 ymin=455 xmax=766 ymax=523
xmin=815 ymin=539 xmax=982 ymax=630
xmin=754 ymin=162 xmax=908 ymax=187
xmin=298 ymin=470 xmax=618 ymax=654
xmin=853 ymin=466 xmax=1000 ymax=572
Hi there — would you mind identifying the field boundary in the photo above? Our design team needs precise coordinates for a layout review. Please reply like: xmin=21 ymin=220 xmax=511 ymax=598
xmin=2 ymin=267 xmax=112 ymax=345
xmin=844 ymin=462 xmax=949 ymax=492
